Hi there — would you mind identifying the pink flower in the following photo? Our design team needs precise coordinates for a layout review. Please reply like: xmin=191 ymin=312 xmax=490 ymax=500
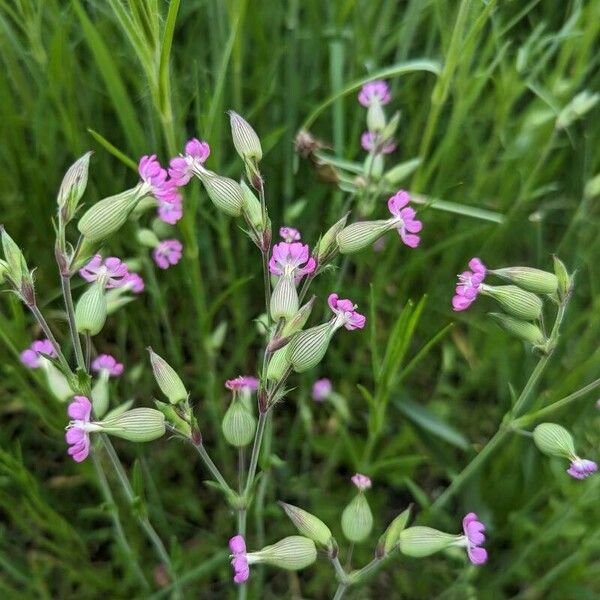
xmin=138 ymin=155 xmax=178 ymax=202
xmin=387 ymin=190 xmax=423 ymax=248
xmin=452 ymin=258 xmax=487 ymax=312
xmin=168 ymin=138 xmax=211 ymax=187
xmin=312 ymin=378 xmax=332 ymax=401
xmin=92 ymin=354 xmax=124 ymax=377
xmin=229 ymin=535 xmax=249 ymax=584
xmin=225 ymin=376 xmax=259 ymax=393
xmin=361 ymin=131 xmax=396 ymax=154
xmin=79 ymin=255 xmax=129 ymax=288
xmin=279 ymin=226 xmax=301 ymax=243
xmin=65 ymin=396 xmax=93 ymax=463
xmin=20 ymin=339 xmax=56 ymax=368
xmin=268 ymin=242 xmax=316 ymax=280
xmin=328 ymin=293 xmax=366 ymax=330
xmin=462 ymin=512 xmax=487 ymax=565
xmin=358 ymin=80 xmax=391 ymax=107
xmin=123 ymin=272 xmax=145 ymax=294
xmin=157 ymin=191 xmax=183 ymax=225
xmin=351 ymin=473 xmax=372 ymax=491
xmin=567 ymin=458 xmax=598 ymax=480
xmin=152 ymin=239 xmax=183 ymax=270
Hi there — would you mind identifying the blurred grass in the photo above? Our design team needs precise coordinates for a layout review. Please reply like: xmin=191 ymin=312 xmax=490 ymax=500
xmin=0 ymin=0 xmax=599 ymax=598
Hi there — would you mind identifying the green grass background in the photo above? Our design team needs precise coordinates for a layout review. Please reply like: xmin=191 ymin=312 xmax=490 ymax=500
xmin=1 ymin=0 xmax=599 ymax=598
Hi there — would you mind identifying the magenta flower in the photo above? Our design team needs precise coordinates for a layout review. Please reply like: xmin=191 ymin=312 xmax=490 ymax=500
xmin=138 ymin=155 xmax=178 ymax=203
xmin=269 ymin=242 xmax=316 ymax=280
xmin=462 ymin=512 xmax=487 ymax=565
xmin=358 ymin=80 xmax=391 ymax=107
xmin=157 ymin=191 xmax=183 ymax=225
xmin=80 ymin=255 xmax=129 ymax=288
xmin=229 ymin=535 xmax=250 ymax=584
xmin=387 ymin=190 xmax=423 ymax=248
xmin=312 ymin=378 xmax=332 ymax=401
xmin=123 ymin=272 xmax=145 ymax=294
xmin=225 ymin=376 xmax=259 ymax=393
xmin=452 ymin=258 xmax=487 ymax=312
xmin=92 ymin=354 xmax=124 ymax=377
xmin=361 ymin=131 xmax=396 ymax=155
xmin=279 ymin=226 xmax=301 ymax=243
xmin=20 ymin=339 xmax=56 ymax=368
xmin=328 ymin=293 xmax=366 ymax=330
xmin=351 ymin=473 xmax=372 ymax=491
xmin=152 ymin=239 xmax=183 ymax=270
xmin=567 ymin=458 xmax=598 ymax=480
xmin=169 ymin=138 xmax=211 ymax=187
xmin=65 ymin=396 xmax=94 ymax=463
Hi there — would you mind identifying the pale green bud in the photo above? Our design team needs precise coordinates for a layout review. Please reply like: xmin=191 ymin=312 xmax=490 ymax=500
xmin=364 ymin=153 xmax=384 ymax=179
xmin=78 ymin=187 xmax=143 ymax=242
xmin=136 ymin=228 xmax=160 ymax=248
xmin=553 ymin=255 xmax=571 ymax=299
xmin=240 ymin=181 xmax=265 ymax=229
xmin=154 ymin=400 xmax=191 ymax=436
xmin=75 ymin=280 xmax=107 ymax=335
xmin=57 ymin=151 xmax=92 ymax=222
xmin=266 ymin=347 xmax=292 ymax=382
xmin=147 ymin=348 xmax=188 ymax=404
xmin=279 ymin=501 xmax=333 ymax=548
xmin=480 ymin=285 xmax=542 ymax=321
xmin=367 ymin=101 xmax=386 ymax=132
xmin=91 ymin=370 xmax=110 ymax=417
xmin=341 ymin=493 xmax=373 ymax=543
xmin=556 ymin=91 xmax=600 ymax=129
xmin=288 ymin=322 xmax=333 ymax=373
xmin=379 ymin=111 xmax=400 ymax=144
xmin=222 ymin=399 xmax=257 ymax=447
xmin=383 ymin=157 xmax=422 ymax=185
xmin=0 ymin=259 xmax=7 ymax=284
xmin=270 ymin=274 xmax=299 ymax=322
xmin=314 ymin=214 xmax=349 ymax=263
xmin=1 ymin=227 xmax=28 ymax=288
xmin=399 ymin=526 xmax=458 ymax=558
xmin=105 ymin=288 xmax=135 ymax=314
xmin=584 ymin=173 xmax=600 ymax=199
xmin=377 ymin=506 xmax=411 ymax=556
xmin=336 ymin=220 xmax=392 ymax=254
xmin=229 ymin=110 xmax=263 ymax=163
xmin=248 ymin=536 xmax=317 ymax=571
xmin=533 ymin=423 xmax=576 ymax=459
xmin=488 ymin=313 xmax=546 ymax=345
xmin=282 ymin=296 xmax=316 ymax=337
xmin=491 ymin=267 xmax=558 ymax=295
xmin=199 ymin=172 xmax=244 ymax=217
xmin=41 ymin=359 xmax=73 ymax=402
xmin=101 ymin=408 xmax=165 ymax=442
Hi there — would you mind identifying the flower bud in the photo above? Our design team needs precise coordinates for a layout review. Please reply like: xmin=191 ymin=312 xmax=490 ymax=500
xmin=282 ymin=296 xmax=316 ymax=337
xmin=136 ymin=228 xmax=160 ymax=248
xmin=270 ymin=274 xmax=299 ymax=322
xmin=266 ymin=347 xmax=292 ymax=382
xmin=488 ymin=313 xmax=545 ymax=345
xmin=198 ymin=172 xmax=243 ymax=217
xmin=1 ymin=227 xmax=29 ymax=289
xmin=222 ymin=399 xmax=257 ymax=447
xmin=279 ymin=502 xmax=333 ymax=548
xmin=57 ymin=151 xmax=92 ymax=222
xmin=336 ymin=220 xmax=391 ymax=254
xmin=101 ymin=408 xmax=166 ymax=442
xmin=154 ymin=400 xmax=191 ymax=436
xmin=229 ymin=111 xmax=263 ymax=163
xmin=377 ymin=506 xmax=411 ymax=556
xmin=288 ymin=322 xmax=333 ymax=373
xmin=240 ymin=181 xmax=265 ymax=230
xmin=553 ymin=255 xmax=571 ymax=299
xmin=399 ymin=526 xmax=458 ymax=558
xmin=91 ymin=369 xmax=110 ymax=417
xmin=379 ymin=111 xmax=400 ymax=144
xmin=78 ymin=187 xmax=142 ymax=242
xmin=480 ymin=285 xmax=542 ymax=321
xmin=364 ymin=154 xmax=384 ymax=179
xmin=314 ymin=214 xmax=349 ymax=264
xmin=75 ymin=280 xmax=107 ymax=335
xmin=41 ymin=359 xmax=73 ymax=402
xmin=341 ymin=493 xmax=373 ymax=543
xmin=491 ymin=267 xmax=558 ymax=295
xmin=367 ymin=101 xmax=386 ymax=132
xmin=533 ymin=423 xmax=576 ymax=459
xmin=249 ymin=536 xmax=316 ymax=571
xmin=147 ymin=347 xmax=188 ymax=404
xmin=0 ymin=259 xmax=7 ymax=284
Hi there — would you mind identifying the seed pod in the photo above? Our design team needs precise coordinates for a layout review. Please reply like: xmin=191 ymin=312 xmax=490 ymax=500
xmin=198 ymin=172 xmax=243 ymax=217
xmin=229 ymin=111 xmax=263 ymax=163
xmin=57 ymin=151 xmax=92 ymax=223
xmin=377 ymin=506 xmax=412 ymax=556
xmin=91 ymin=369 xmax=110 ymax=417
xmin=101 ymin=408 xmax=166 ymax=442
xmin=314 ymin=214 xmax=349 ymax=263
xmin=367 ymin=101 xmax=386 ymax=132
xmin=147 ymin=348 xmax=188 ymax=404
xmin=533 ymin=423 xmax=576 ymax=459
xmin=491 ymin=267 xmax=558 ymax=295
xmin=336 ymin=220 xmax=391 ymax=254
xmin=249 ymin=536 xmax=316 ymax=571
xmin=481 ymin=285 xmax=543 ymax=321
xmin=75 ymin=280 xmax=107 ymax=335
xmin=222 ymin=399 xmax=257 ymax=447
xmin=270 ymin=274 xmax=299 ymax=322
xmin=279 ymin=502 xmax=333 ymax=548
xmin=488 ymin=313 xmax=545 ymax=345
xmin=341 ymin=493 xmax=373 ymax=543
xmin=288 ymin=322 xmax=333 ymax=373
xmin=399 ymin=526 xmax=458 ymax=558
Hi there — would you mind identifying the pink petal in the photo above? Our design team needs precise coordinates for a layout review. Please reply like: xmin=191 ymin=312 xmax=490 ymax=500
xmin=468 ymin=546 xmax=488 ymax=565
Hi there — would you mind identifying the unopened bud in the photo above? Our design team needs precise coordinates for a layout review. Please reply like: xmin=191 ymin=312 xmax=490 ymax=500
xmin=279 ymin=502 xmax=333 ymax=548
xmin=41 ymin=359 xmax=73 ymax=402
xmin=240 ymin=181 xmax=265 ymax=229
xmin=91 ymin=370 xmax=110 ymax=417
xmin=488 ymin=313 xmax=546 ymax=345
xmin=154 ymin=400 xmax=191 ymax=436
xmin=266 ymin=347 xmax=292 ymax=382
xmin=377 ymin=506 xmax=411 ymax=556
xmin=341 ymin=493 xmax=373 ymax=543
xmin=533 ymin=423 xmax=576 ymax=459
xmin=1 ymin=227 xmax=29 ymax=290
xmin=379 ymin=111 xmax=401 ymax=143
xmin=288 ymin=322 xmax=333 ymax=373
xmin=491 ymin=267 xmax=558 ymax=295
xmin=58 ymin=152 xmax=92 ymax=222
xmin=222 ymin=399 xmax=257 ymax=447
xmin=315 ymin=214 xmax=349 ymax=264
xmin=101 ymin=408 xmax=165 ymax=442
xmin=282 ymin=296 xmax=316 ymax=337
xmin=0 ymin=259 xmax=7 ymax=284
xmin=481 ymin=285 xmax=542 ymax=321
xmin=75 ymin=280 xmax=107 ymax=335
xmin=248 ymin=536 xmax=316 ymax=571
xmin=399 ymin=526 xmax=458 ymax=558
xmin=147 ymin=348 xmax=188 ymax=404
xmin=367 ymin=101 xmax=386 ymax=132
xmin=552 ymin=255 xmax=571 ymax=299
xmin=229 ymin=110 xmax=262 ymax=163
xmin=364 ymin=154 xmax=384 ymax=179
xmin=199 ymin=172 xmax=243 ymax=217
xmin=136 ymin=228 xmax=160 ymax=248
xmin=270 ymin=274 xmax=299 ymax=322
xmin=336 ymin=220 xmax=391 ymax=254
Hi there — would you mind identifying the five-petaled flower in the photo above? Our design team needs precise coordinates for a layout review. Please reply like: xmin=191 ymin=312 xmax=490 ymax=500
xmin=92 ymin=354 xmax=124 ymax=377
xmin=328 ymin=293 xmax=366 ymax=330
xmin=20 ymin=339 xmax=56 ymax=368
xmin=358 ymin=80 xmax=391 ymax=107
xmin=123 ymin=272 xmax=145 ymax=294
xmin=225 ymin=376 xmax=259 ymax=393
xmin=138 ymin=155 xmax=178 ymax=202
xmin=387 ymin=191 xmax=423 ymax=248
xmin=567 ymin=457 xmax=598 ymax=480
xmin=269 ymin=242 xmax=316 ymax=280
xmin=351 ymin=473 xmax=372 ymax=491
xmin=279 ymin=226 xmax=301 ymax=243
xmin=361 ymin=131 xmax=396 ymax=155
xmin=229 ymin=535 xmax=250 ymax=584
xmin=80 ymin=255 xmax=130 ymax=288
xmin=157 ymin=192 xmax=183 ymax=225
xmin=65 ymin=396 xmax=99 ymax=463
xmin=152 ymin=239 xmax=183 ymax=270
xmin=461 ymin=512 xmax=488 ymax=565
xmin=168 ymin=138 xmax=211 ymax=187
xmin=452 ymin=258 xmax=487 ymax=311
xmin=312 ymin=378 xmax=332 ymax=402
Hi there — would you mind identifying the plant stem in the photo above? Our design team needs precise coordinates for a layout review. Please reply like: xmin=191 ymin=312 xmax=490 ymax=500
xmin=27 ymin=303 xmax=72 ymax=375
xmin=192 ymin=441 xmax=233 ymax=493
xmin=244 ymin=411 xmax=268 ymax=496
xmin=333 ymin=583 xmax=348 ymax=600
xmin=60 ymin=274 xmax=85 ymax=369
xmin=330 ymin=555 xmax=347 ymax=582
